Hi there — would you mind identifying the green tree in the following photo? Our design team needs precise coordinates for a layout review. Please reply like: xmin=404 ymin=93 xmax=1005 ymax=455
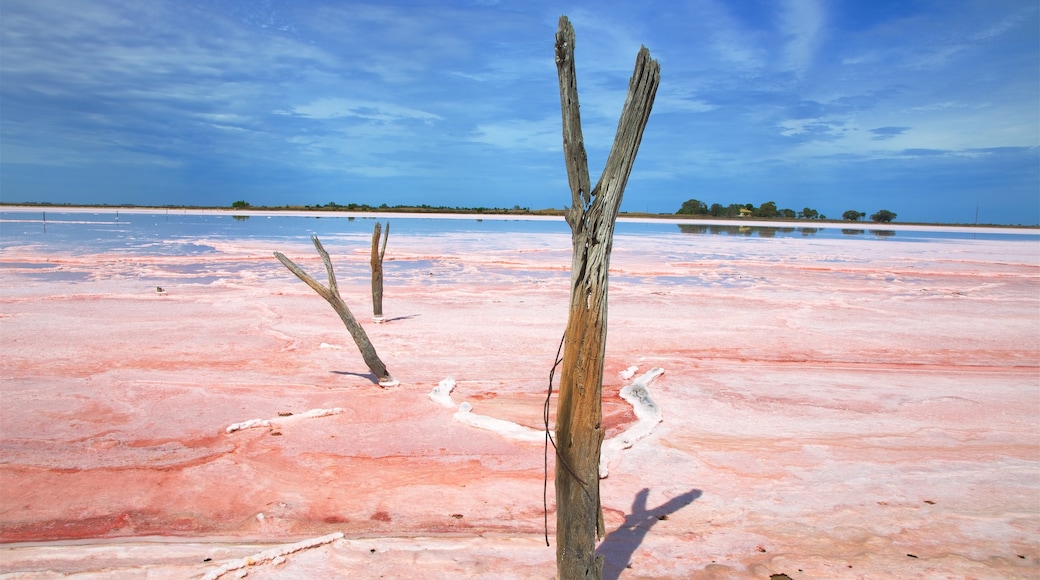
xmin=759 ymin=201 xmax=778 ymax=218
xmin=709 ymin=203 xmax=726 ymax=216
xmin=677 ymin=199 xmax=709 ymax=215
xmin=780 ymin=208 xmax=796 ymax=219
xmin=870 ymin=209 xmax=897 ymax=223
xmin=843 ymin=210 xmax=866 ymax=221
xmin=799 ymin=207 xmax=819 ymax=219
xmin=231 ymin=200 xmax=250 ymax=209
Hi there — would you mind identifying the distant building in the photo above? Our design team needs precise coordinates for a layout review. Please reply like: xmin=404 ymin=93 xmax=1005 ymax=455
xmin=739 ymin=207 xmax=753 ymax=218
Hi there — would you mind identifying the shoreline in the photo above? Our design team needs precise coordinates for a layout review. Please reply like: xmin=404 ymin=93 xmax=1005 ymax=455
xmin=2 ymin=204 xmax=1037 ymax=235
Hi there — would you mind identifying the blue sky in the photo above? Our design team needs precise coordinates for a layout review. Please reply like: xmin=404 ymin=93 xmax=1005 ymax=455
xmin=1 ymin=0 xmax=1037 ymax=224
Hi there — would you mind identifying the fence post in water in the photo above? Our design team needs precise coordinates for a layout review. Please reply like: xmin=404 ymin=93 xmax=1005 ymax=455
xmin=370 ymin=222 xmax=389 ymax=322
xmin=275 ymin=235 xmax=396 ymax=386
xmin=552 ymin=15 xmax=659 ymax=580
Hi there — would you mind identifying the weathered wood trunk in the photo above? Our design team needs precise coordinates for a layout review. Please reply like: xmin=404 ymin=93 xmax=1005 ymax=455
xmin=274 ymin=235 xmax=395 ymax=386
xmin=553 ymin=15 xmax=659 ymax=580
xmin=370 ymin=222 xmax=389 ymax=321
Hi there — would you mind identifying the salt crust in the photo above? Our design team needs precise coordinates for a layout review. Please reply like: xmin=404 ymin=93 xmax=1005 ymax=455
xmin=225 ymin=408 xmax=344 ymax=434
xmin=428 ymin=377 xmax=457 ymax=407
xmin=433 ymin=368 xmax=666 ymax=472
xmin=600 ymin=367 xmax=665 ymax=478
xmin=453 ymin=402 xmax=545 ymax=442
xmin=200 ymin=531 xmax=343 ymax=580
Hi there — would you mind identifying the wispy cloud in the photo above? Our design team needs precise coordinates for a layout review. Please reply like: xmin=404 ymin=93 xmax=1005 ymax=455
xmin=778 ymin=0 xmax=825 ymax=75
xmin=869 ymin=126 xmax=911 ymax=141
xmin=277 ymin=98 xmax=443 ymax=124
xmin=470 ymin=118 xmax=559 ymax=152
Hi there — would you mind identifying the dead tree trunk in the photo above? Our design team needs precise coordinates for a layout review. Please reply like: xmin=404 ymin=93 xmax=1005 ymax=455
xmin=274 ymin=235 xmax=396 ymax=386
xmin=553 ymin=15 xmax=659 ymax=580
xmin=370 ymin=222 xmax=389 ymax=322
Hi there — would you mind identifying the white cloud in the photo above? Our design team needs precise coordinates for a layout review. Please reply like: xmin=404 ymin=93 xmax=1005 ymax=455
xmin=972 ymin=9 xmax=1033 ymax=41
xmin=653 ymin=92 xmax=717 ymax=114
xmin=700 ymin=1 xmax=767 ymax=73
xmin=278 ymin=98 xmax=443 ymax=124
xmin=470 ymin=118 xmax=559 ymax=151
xmin=779 ymin=0 xmax=825 ymax=75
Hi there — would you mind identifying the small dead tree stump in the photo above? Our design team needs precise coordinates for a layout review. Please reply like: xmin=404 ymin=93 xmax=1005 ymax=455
xmin=370 ymin=222 xmax=389 ymax=322
xmin=553 ymin=15 xmax=660 ymax=580
xmin=274 ymin=235 xmax=396 ymax=386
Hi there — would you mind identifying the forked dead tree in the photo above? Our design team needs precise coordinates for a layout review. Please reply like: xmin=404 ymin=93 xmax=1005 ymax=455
xmin=553 ymin=15 xmax=660 ymax=579
xmin=370 ymin=222 xmax=389 ymax=322
xmin=274 ymin=235 xmax=396 ymax=386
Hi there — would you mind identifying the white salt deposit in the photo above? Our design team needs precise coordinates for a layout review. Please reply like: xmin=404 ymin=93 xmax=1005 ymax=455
xmin=293 ymin=407 xmax=344 ymax=419
xmin=600 ymin=367 xmax=665 ymax=478
xmin=225 ymin=419 xmax=270 ymax=434
xmin=453 ymin=403 xmax=544 ymax=442
xmin=225 ymin=408 xmax=343 ymax=434
xmin=618 ymin=365 xmax=638 ymax=380
xmin=442 ymin=369 xmax=663 ymax=451
xmin=428 ymin=377 xmax=457 ymax=408
xmin=200 ymin=532 xmax=344 ymax=580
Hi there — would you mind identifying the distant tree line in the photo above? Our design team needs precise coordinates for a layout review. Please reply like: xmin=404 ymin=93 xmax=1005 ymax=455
xmin=842 ymin=209 xmax=897 ymax=222
xmin=677 ymin=199 xmax=898 ymax=223
xmin=677 ymin=199 xmax=825 ymax=220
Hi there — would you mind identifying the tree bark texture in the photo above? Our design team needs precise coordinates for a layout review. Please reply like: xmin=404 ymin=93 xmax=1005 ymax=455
xmin=274 ymin=235 xmax=394 ymax=385
xmin=553 ymin=15 xmax=660 ymax=580
xmin=370 ymin=222 xmax=389 ymax=320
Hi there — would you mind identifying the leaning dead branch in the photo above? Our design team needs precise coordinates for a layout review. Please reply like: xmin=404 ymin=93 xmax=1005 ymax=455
xmin=274 ymin=235 xmax=396 ymax=386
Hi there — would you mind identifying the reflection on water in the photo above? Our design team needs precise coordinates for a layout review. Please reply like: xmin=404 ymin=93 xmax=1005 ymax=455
xmin=678 ymin=224 xmax=849 ymax=238
xmin=1 ymin=212 xmax=1037 ymax=256
xmin=674 ymin=223 xmax=1025 ymax=241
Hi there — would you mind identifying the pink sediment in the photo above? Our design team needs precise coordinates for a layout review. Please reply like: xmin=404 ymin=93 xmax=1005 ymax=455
xmin=0 ymin=226 xmax=1037 ymax=578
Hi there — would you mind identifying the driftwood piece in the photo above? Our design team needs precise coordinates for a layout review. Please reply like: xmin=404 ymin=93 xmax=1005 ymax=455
xmin=553 ymin=15 xmax=659 ymax=580
xmin=274 ymin=235 xmax=395 ymax=386
xmin=370 ymin=222 xmax=389 ymax=321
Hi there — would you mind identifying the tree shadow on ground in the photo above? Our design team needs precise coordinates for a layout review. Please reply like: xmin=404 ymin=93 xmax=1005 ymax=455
xmin=381 ymin=314 xmax=420 ymax=322
xmin=597 ymin=487 xmax=702 ymax=580
xmin=330 ymin=370 xmax=381 ymax=384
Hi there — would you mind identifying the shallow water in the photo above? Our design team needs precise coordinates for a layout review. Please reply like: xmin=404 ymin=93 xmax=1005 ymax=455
xmin=2 ymin=210 xmax=1037 ymax=259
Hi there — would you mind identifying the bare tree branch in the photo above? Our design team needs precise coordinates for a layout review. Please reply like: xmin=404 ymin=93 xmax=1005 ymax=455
xmin=275 ymin=235 xmax=395 ymax=386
